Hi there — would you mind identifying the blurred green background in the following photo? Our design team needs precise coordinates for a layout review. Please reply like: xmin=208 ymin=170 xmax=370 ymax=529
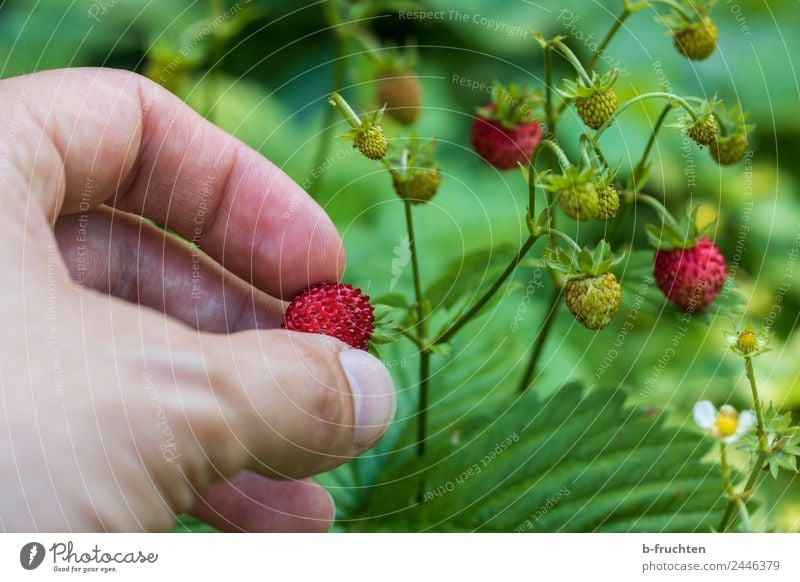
xmin=3 ymin=0 xmax=797 ymax=531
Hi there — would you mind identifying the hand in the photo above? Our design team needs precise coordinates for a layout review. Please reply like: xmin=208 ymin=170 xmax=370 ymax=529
xmin=0 ymin=68 xmax=395 ymax=532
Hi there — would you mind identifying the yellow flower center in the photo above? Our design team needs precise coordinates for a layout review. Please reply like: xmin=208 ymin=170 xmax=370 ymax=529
xmin=736 ymin=330 xmax=758 ymax=353
xmin=715 ymin=407 xmax=739 ymax=437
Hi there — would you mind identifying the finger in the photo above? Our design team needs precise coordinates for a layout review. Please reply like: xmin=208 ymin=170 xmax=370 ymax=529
xmin=198 ymin=330 xmax=395 ymax=480
xmin=0 ymin=67 xmax=343 ymax=298
xmin=190 ymin=472 xmax=333 ymax=533
xmin=54 ymin=206 xmax=285 ymax=332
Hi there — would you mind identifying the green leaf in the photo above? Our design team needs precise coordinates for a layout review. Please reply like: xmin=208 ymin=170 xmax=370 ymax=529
xmin=424 ymin=244 xmax=519 ymax=311
xmin=338 ymin=384 xmax=731 ymax=532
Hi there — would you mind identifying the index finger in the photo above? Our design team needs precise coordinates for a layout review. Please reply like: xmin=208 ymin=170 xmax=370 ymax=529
xmin=0 ymin=67 xmax=343 ymax=298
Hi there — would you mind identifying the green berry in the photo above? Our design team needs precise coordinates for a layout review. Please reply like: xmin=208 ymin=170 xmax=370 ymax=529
xmin=565 ymin=273 xmax=622 ymax=331
xmin=674 ymin=16 xmax=718 ymax=61
xmin=687 ymin=115 xmax=719 ymax=147
xmin=596 ymin=185 xmax=620 ymax=220
xmin=392 ymin=167 xmax=441 ymax=204
xmin=558 ymin=182 xmax=599 ymax=221
xmin=576 ymin=89 xmax=618 ymax=130
xmin=710 ymin=133 xmax=747 ymax=165
xmin=354 ymin=126 xmax=388 ymax=160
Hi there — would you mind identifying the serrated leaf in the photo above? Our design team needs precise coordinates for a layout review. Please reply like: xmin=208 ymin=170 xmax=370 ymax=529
xmin=337 ymin=384 xmax=732 ymax=532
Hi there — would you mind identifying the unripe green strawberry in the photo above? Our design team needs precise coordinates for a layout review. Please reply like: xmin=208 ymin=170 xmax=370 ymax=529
xmin=576 ymin=88 xmax=618 ymax=130
xmin=392 ymin=167 xmax=441 ymax=204
xmin=377 ymin=72 xmax=422 ymax=126
xmin=596 ymin=185 xmax=620 ymax=220
xmin=687 ymin=115 xmax=718 ymax=146
xmin=354 ymin=126 xmax=388 ymax=160
xmin=710 ymin=133 xmax=747 ymax=165
xmin=558 ymin=183 xmax=599 ymax=221
xmin=565 ymin=273 xmax=622 ymax=331
xmin=674 ymin=16 xmax=718 ymax=61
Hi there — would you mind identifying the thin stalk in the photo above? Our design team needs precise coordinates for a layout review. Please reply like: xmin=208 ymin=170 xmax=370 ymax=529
xmin=630 ymin=104 xmax=672 ymax=192
xmin=718 ymin=356 xmax=770 ymax=532
xmin=551 ymin=39 xmax=593 ymax=85
xmin=720 ymin=442 xmax=735 ymax=499
xmin=542 ymin=228 xmax=583 ymax=254
xmin=609 ymin=104 xmax=672 ymax=242
xmin=329 ymin=91 xmax=361 ymax=128
xmin=648 ymin=0 xmax=696 ymax=20
xmin=527 ymin=139 xmax=570 ymax=215
xmin=437 ymin=236 xmax=537 ymax=345
xmin=404 ymin=200 xmax=429 ymax=456
xmin=718 ymin=449 xmax=768 ymax=532
xmin=745 ymin=356 xmax=769 ymax=453
xmin=586 ymin=7 xmax=632 ymax=73
xmin=592 ymin=92 xmax=698 ymax=144
xmin=623 ymin=191 xmax=681 ymax=231
xmin=544 ymin=45 xmax=555 ymax=134
xmin=517 ymin=287 xmax=561 ymax=393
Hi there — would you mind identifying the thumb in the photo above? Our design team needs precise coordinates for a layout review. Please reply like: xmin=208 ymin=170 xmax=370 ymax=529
xmin=200 ymin=330 xmax=396 ymax=479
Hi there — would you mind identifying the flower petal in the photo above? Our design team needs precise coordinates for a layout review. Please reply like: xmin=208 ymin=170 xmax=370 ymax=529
xmin=693 ymin=400 xmax=717 ymax=429
xmin=735 ymin=411 xmax=757 ymax=437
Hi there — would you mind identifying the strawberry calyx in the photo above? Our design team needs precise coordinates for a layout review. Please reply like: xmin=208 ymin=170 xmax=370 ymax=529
xmin=475 ymin=82 xmax=543 ymax=130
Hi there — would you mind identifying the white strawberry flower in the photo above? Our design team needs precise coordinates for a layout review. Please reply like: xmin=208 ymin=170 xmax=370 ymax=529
xmin=693 ymin=400 xmax=756 ymax=444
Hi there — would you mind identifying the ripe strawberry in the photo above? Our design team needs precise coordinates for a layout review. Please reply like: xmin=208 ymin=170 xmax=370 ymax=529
xmin=354 ymin=126 xmax=388 ymax=160
xmin=674 ymin=16 xmax=718 ymax=60
xmin=281 ymin=283 xmax=375 ymax=350
xmin=596 ymin=185 xmax=620 ymax=220
xmin=565 ymin=273 xmax=622 ymax=331
xmin=377 ymin=72 xmax=421 ymax=126
xmin=576 ymin=88 xmax=618 ymax=130
xmin=687 ymin=114 xmax=718 ymax=147
xmin=710 ymin=133 xmax=747 ymax=165
xmin=653 ymin=237 xmax=727 ymax=311
xmin=558 ymin=182 xmax=599 ymax=221
xmin=471 ymin=106 xmax=542 ymax=170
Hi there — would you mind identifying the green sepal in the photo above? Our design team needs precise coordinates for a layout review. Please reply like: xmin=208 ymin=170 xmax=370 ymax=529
xmin=559 ymin=69 xmax=619 ymax=101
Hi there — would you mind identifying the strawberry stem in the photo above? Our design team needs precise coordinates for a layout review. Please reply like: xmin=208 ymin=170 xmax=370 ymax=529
xmin=550 ymin=39 xmax=593 ymax=86
xmin=586 ymin=5 xmax=635 ymax=74
xmin=719 ymin=356 xmax=770 ymax=532
xmin=591 ymin=91 xmax=700 ymax=143
xmin=403 ymin=197 xmax=430 ymax=457
xmin=329 ymin=91 xmax=362 ymax=129
xmin=517 ymin=287 xmax=561 ymax=393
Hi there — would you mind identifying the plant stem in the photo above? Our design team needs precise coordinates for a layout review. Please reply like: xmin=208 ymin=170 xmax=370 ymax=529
xmin=609 ymin=104 xmax=672 ymax=242
xmin=718 ymin=356 xmax=770 ymax=532
xmin=404 ymin=200 xmax=429 ymax=456
xmin=542 ymin=228 xmax=583 ymax=254
xmin=592 ymin=92 xmax=696 ymax=144
xmin=329 ymin=91 xmax=361 ymax=128
xmin=745 ymin=356 xmax=770 ymax=453
xmin=437 ymin=236 xmax=537 ymax=345
xmin=544 ymin=45 xmax=555 ymax=134
xmin=629 ymin=103 xmax=672 ymax=192
xmin=551 ymin=39 xmax=593 ymax=85
xmin=648 ymin=0 xmax=696 ymax=21
xmin=718 ymin=449 xmax=768 ymax=532
xmin=527 ymin=139 xmax=570 ymax=215
xmin=622 ymin=191 xmax=681 ymax=231
xmin=719 ymin=442 xmax=735 ymax=499
xmin=587 ymin=7 xmax=632 ymax=73
xmin=517 ymin=287 xmax=561 ymax=393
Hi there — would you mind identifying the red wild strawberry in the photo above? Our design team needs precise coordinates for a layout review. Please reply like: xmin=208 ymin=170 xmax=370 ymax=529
xmin=470 ymin=83 xmax=543 ymax=170
xmin=281 ymin=283 xmax=375 ymax=350
xmin=471 ymin=105 xmax=542 ymax=169
xmin=653 ymin=237 xmax=727 ymax=311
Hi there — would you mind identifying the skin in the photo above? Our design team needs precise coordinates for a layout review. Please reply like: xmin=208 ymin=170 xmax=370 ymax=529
xmin=0 ymin=68 xmax=394 ymax=532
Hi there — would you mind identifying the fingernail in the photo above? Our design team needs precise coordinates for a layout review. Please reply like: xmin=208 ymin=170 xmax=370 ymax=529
xmin=339 ymin=349 xmax=396 ymax=448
